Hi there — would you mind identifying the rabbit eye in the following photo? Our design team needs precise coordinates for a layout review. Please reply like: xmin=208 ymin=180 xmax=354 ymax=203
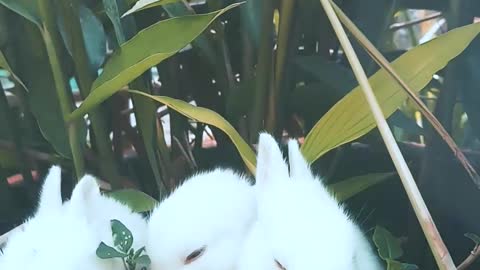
xmin=275 ymin=259 xmax=286 ymax=270
xmin=185 ymin=246 xmax=206 ymax=264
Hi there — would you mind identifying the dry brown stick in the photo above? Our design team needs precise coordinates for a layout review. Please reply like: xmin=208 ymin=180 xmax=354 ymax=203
xmin=331 ymin=1 xmax=480 ymax=188
xmin=458 ymin=245 xmax=480 ymax=270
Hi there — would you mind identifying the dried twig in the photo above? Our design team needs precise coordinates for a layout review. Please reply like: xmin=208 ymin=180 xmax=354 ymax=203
xmin=319 ymin=1 xmax=456 ymax=269
xmin=390 ymin=12 xmax=443 ymax=31
xmin=458 ymin=244 xmax=480 ymax=270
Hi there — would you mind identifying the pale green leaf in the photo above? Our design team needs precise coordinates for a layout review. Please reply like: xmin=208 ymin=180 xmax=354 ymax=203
xmin=122 ymin=0 xmax=180 ymax=17
xmin=68 ymin=3 xmax=242 ymax=121
xmin=329 ymin=172 xmax=395 ymax=201
xmin=128 ymin=90 xmax=256 ymax=174
xmin=302 ymin=22 xmax=480 ymax=162
xmin=106 ymin=189 xmax=158 ymax=213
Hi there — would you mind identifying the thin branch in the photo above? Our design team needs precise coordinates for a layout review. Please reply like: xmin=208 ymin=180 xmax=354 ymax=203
xmin=319 ymin=1 xmax=456 ymax=269
xmin=458 ymin=244 xmax=480 ymax=270
xmin=390 ymin=12 xmax=443 ymax=31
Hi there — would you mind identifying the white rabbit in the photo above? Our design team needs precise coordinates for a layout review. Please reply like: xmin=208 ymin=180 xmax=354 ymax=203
xmin=237 ymin=133 xmax=382 ymax=270
xmin=0 ymin=166 xmax=148 ymax=270
xmin=146 ymin=168 xmax=256 ymax=270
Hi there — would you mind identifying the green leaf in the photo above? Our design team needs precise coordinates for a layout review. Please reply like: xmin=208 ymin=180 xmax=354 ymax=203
xmin=301 ymin=22 xmax=480 ymax=162
xmin=68 ymin=3 xmax=242 ymax=121
xmin=0 ymin=0 xmax=40 ymax=26
xmin=58 ymin=5 xmax=106 ymax=70
xmin=122 ymin=0 xmax=180 ymax=17
xmin=373 ymin=226 xmax=403 ymax=260
xmin=134 ymin=254 xmax=151 ymax=266
xmin=328 ymin=172 xmax=395 ymax=202
xmin=106 ymin=189 xmax=158 ymax=213
xmin=111 ymin=219 xmax=134 ymax=253
xmin=133 ymin=247 xmax=146 ymax=260
xmin=0 ymin=50 xmax=28 ymax=91
xmin=386 ymin=259 xmax=419 ymax=270
xmin=96 ymin=242 xmax=127 ymax=259
xmin=465 ymin=232 xmax=480 ymax=245
xmin=128 ymin=90 xmax=256 ymax=174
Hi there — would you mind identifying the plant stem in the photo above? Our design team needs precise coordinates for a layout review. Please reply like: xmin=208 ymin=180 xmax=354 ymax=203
xmin=268 ymin=0 xmax=296 ymax=135
xmin=318 ymin=0 xmax=455 ymax=269
xmin=249 ymin=0 xmax=274 ymax=143
xmin=37 ymin=0 xmax=85 ymax=178
xmin=58 ymin=0 xmax=122 ymax=189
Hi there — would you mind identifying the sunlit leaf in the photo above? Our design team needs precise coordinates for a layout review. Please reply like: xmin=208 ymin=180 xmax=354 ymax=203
xmin=68 ymin=3 xmax=242 ymax=121
xmin=302 ymin=22 xmax=480 ymax=162
xmin=128 ymin=90 xmax=256 ymax=174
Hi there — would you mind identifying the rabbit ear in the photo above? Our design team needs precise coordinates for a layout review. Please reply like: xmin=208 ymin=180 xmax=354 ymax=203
xmin=69 ymin=174 xmax=101 ymax=220
xmin=36 ymin=166 xmax=63 ymax=214
xmin=288 ymin=139 xmax=313 ymax=179
xmin=255 ymin=133 xmax=289 ymax=190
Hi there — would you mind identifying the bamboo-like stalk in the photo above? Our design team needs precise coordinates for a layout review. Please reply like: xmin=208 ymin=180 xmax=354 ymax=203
xmin=58 ymin=0 xmax=122 ymax=189
xmin=318 ymin=1 xmax=456 ymax=269
xmin=37 ymin=0 xmax=85 ymax=178
xmin=330 ymin=1 xmax=480 ymax=188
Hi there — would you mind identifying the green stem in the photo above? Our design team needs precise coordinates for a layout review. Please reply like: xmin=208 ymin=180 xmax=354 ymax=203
xmin=58 ymin=0 xmax=122 ymax=188
xmin=37 ymin=0 xmax=85 ymax=178
xmin=268 ymin=0 xmax=296 ymax=135
xmin=249 ymin=0 xmax=275 ymax=143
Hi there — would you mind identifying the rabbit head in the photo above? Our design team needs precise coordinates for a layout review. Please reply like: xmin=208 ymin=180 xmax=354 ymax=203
xmin=237 ymin=133 xmax=381 ymax=270
xmin=0 ymin=166 xmax=147 ymax=270
xmin=146 ymin=169 xmax=255 ymax=270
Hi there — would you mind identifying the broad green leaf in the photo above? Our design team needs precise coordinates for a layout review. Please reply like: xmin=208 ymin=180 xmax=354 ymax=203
xmin=128 ymin=90 xmax=256 ymax=174
xmin=122 ymin=0 xmax=180 ymax=17
xmin=111 ymin=219 xmax=133 ymax=253
xmin=329 ymin=172 xmax=395 ymax=202
xmin=302 ymin=22 xmax=480 ymax=162
xmin=96 ymin=242 xmax=127 ymax=259
xmin=373 ymin=226 xmax=403 ymax=260
xmin=464 ymin=232 xmax=480 ymax=245
xmin=133 ymin=247 xmax=146 ymax=260
xmin=0 ymin=50 xmax=28 ymax=91
xmin=0 ymin=0 xmax=40 ymax=26
xmin=386 ymin=260 xmax=419 ymax=270
xmin=106 ymin=189 xmax=158 ymax=213
xmin=68 ymin=3 xmax=242 ymax=121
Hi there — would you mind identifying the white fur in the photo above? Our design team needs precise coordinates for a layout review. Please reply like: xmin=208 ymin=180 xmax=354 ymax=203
xmin=146 ymin=169 xmax=256 ymax=270
xmin=0 ymin=166 xmax=147 ymax=270
xmin=237 ymin=133 xmax=382 ymax=270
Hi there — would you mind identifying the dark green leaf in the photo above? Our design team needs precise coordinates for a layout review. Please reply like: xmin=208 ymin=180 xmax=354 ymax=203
xmin=96 ymin=242 xmax=127 ymax=259
xmin=68 ymin=3 xmax=242 ymax=121
xmin=0 ymin=49 xmax=28 ymax=91
xmin=58 ymin=5 xmax=106 ymax=70
xmin=106 ymin=189 xmax=158 ymax=213
xmin=134 ymin=254 xmax=151 ymax=266
xmin=111 ymin=219 xmax=134 ymax=253
xmin=373 ymin=226 xmax=404 ymax=260
xmin=133 ymin=247 xmax=146 ymax=260
xmin=328 ymin=172 xmax=395 ymax=201
xmin=0 ymin=0 xmax=40 ymax=26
